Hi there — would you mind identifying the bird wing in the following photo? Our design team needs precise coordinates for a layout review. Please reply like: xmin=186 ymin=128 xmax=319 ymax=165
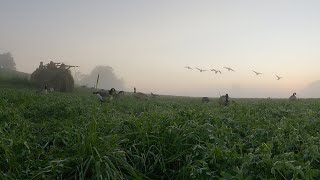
xmin=276 ymin=75 xmax=282 ymax=79
xmin=253 ymin=70 xmax=262 ymax=75
xmin=224 ymin=67 xmax=234 ymax=71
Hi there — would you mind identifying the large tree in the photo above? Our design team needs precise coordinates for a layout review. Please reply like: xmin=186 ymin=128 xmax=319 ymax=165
xmin=76 ymin=65 xmax=125 ymax=90
xmin=0 ymin=52 xmax=16 ymax=70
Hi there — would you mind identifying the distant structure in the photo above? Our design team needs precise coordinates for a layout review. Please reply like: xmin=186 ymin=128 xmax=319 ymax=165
xmin=289 ymin=92 xmax=297 ymax=101
xmin=31 ymin=61 xmax=78 ymax=92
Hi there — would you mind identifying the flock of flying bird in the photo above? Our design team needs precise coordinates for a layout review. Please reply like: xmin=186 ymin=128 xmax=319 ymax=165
xmin=184 ymin=66 xmax=283 ymax=80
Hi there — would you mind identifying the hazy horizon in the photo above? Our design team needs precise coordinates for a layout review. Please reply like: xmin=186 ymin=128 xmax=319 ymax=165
xmin=1 ymin=0 xmax=320 ymax=98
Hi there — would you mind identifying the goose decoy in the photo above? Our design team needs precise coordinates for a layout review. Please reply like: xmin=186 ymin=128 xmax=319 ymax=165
xmin=219 ymin=94 xmax=231 ymax=106
xmin=133 ymin=88 xmax=148 ymax=100
xmin=93 ymin=88 xmax=115 ymax=102
xmin=289 ymin=92 xmax=297 ymax=101
xmin=151 ymin=92 xmax=160 ymax=97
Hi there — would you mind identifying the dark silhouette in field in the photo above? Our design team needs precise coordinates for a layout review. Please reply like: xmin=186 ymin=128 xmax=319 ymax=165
xmin=44 ymin=84 xmax=48 ymax=93
xmin=151 ymin=92 xmax=160 ymax=97
xmin=0 ymin=52 xmax=16 ymax=70
xmin=201 ymin=97 xmax=210 ymax=103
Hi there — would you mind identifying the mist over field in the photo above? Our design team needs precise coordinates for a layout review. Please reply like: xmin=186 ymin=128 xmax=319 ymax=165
xmin=1 ymin=0 xmax=320 ymax=97
xmin=2 ymin=1 xmax=320 ymax=179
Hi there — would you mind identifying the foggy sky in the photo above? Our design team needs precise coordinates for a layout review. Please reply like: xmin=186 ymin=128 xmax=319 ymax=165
xmin=1 ymin=0 xmax=320 ymax=97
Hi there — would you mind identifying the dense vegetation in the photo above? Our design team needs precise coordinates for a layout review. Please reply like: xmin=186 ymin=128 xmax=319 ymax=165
xmin=1 ymin=88 xmax=320 ymax=179
xmin=0 ymin=69 xmax=32 ymax=88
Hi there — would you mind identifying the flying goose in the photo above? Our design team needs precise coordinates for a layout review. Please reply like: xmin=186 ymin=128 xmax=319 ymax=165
xmin=211 ymin=69 xmax=222 ymax=74
xmin=276 ymin=75 xmax=283 ymax=80
xmin=196 ymin=68 xmax=207 ymax=72
xmin=184 ymin=66 xmax=193 ymax=70
xmin=252 ymin=70 xmax=262 ymax=75
xmin=224 ymin=67 xmax=235 ymax=72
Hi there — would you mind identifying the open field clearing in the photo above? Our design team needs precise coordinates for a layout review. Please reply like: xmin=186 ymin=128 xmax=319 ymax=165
xmin=1 ymin=88 xmax=320 ymax=179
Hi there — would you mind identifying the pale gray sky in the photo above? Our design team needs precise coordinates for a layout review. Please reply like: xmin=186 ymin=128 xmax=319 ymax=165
xmin=1 ymin=0 xmax=320 ymax=97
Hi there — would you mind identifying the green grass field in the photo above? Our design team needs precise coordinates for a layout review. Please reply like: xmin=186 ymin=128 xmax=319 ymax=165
xmin=1 ymin=87 xmax=320 ymax=179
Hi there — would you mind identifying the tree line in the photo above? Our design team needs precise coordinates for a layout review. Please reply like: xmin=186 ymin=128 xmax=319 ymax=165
xmin=0 ymin=52 xmax=16 ymax=70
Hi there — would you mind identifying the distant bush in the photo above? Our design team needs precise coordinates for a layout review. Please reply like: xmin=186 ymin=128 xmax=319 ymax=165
xmin=0 ymin=69 xmax=33 ymax=88
xmin=0 ymin=76 xmax=34 ymax=87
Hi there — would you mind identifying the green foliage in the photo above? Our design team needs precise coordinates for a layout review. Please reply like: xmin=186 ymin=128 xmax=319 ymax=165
xmin=0 ymin=68 xmax=32 ymax=88
xmin=1 ymin=88 xmax=320 ymax=179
